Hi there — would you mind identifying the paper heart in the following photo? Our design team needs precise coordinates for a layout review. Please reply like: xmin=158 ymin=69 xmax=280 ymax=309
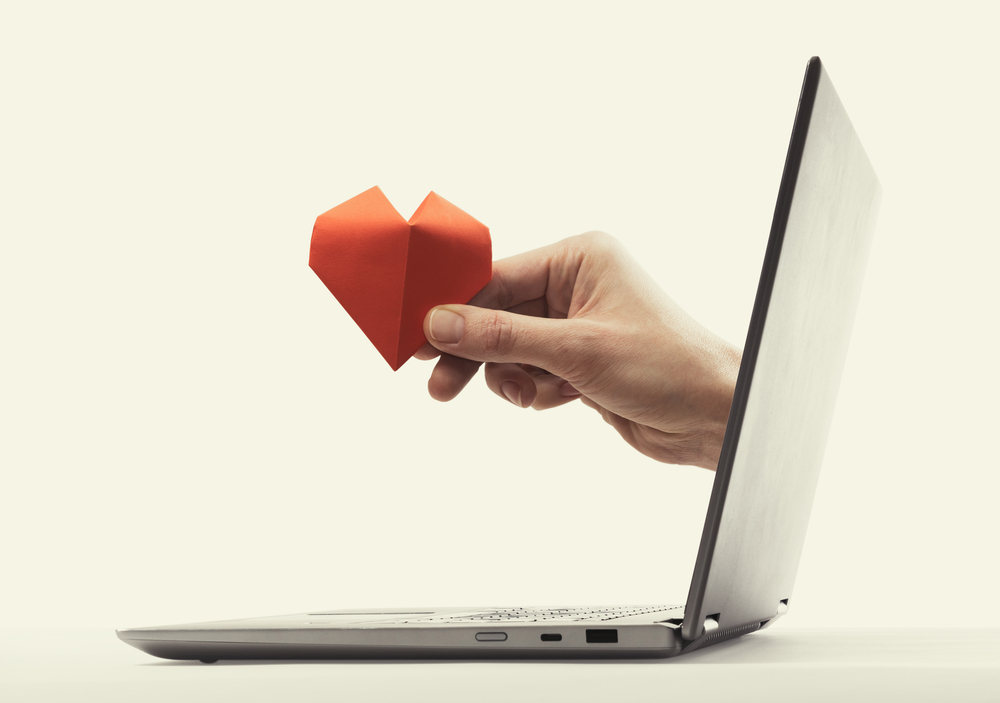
xmin=309 ymin=186 xmax=492 ymax=370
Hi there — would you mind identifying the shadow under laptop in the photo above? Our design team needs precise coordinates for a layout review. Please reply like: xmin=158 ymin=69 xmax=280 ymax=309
xmin=137 ymin=630 xmax=772 ymax=667
xmin=137 ymin=629 xmax=996 ymax=668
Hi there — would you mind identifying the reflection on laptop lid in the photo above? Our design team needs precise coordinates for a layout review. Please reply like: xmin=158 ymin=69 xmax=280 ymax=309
xmin=117 ymin=57 xmax=881 ymax=660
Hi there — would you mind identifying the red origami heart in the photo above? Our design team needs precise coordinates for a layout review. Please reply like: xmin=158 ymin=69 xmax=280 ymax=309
xmin=309 ymin=186 xmax=492 ymax=370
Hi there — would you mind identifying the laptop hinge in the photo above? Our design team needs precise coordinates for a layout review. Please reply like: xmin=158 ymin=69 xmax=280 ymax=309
xmin=681 ymin=619 xmax=765 ymax=653
xmin=680 ymin=598 xmax=789 ymax=651
xmin=757 ymin=598 xmax=789 ymax=632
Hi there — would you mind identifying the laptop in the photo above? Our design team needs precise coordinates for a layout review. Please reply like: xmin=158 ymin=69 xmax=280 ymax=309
xmin=117 ymin=56 xmax=882 ymax=661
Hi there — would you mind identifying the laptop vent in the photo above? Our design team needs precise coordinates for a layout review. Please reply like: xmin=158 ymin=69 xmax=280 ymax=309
xmin=701 ymin=621 xmax=762 ymax=646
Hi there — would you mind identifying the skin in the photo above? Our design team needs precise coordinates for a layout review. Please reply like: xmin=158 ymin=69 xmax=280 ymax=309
xmin=415 ymin=232 xmax=742 ymax=471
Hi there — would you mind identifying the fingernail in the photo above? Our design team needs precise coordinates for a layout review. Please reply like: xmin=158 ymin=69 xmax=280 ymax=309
xmin=501 ymin=381 xmax=522 ymax=407
xmin=429 ymin=308 xmax=464 ymax=344
xmin=560 ymin=382 xmax=582 ymax=397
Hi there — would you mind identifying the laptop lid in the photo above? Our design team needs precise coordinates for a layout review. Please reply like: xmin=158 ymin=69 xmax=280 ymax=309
xmin=681 ymin=57 xmax=882 ymax=643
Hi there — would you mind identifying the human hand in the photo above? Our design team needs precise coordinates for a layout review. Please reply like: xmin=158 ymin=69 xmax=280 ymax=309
xmin=415 ymin=232 xmax=741 ymax=470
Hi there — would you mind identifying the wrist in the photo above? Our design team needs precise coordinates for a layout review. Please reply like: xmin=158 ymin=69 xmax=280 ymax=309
xmin=696 ymin=340 xmax=741 ymax=470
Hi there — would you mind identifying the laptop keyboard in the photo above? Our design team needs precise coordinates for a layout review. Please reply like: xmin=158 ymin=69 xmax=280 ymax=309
xmin=398 ymin=605 xmax=682 ymax=624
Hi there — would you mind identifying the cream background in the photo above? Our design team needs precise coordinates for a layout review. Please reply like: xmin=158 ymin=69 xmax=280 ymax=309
xmin=2 ymin=1 xmax=997 ymax=630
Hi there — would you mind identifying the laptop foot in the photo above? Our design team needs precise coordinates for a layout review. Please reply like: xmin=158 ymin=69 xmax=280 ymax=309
xmin=199 ymin=659 xmax=219 ymax=664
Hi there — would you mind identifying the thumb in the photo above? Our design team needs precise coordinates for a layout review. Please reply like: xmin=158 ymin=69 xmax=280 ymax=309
xmin=424 ymin=304 xmax=581 ymax=374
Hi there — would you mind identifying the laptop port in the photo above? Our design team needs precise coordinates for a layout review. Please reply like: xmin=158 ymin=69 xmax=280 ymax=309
xmin=585 ymin=629 xmax=618 ymax=643
xmin=540 ymin=634 xmax=562 ymax=642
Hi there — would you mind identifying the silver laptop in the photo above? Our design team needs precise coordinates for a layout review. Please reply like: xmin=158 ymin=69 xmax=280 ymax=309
xmin=118 ymin=57 xmax=881 ymax=661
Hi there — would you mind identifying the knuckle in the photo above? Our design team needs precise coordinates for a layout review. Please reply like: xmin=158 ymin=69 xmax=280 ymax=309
xmin=479 ymin=310 xmax=517 ymax=358
xmin=561 ymin=231 xmax=629 ymax=279
xmin=576 ymin=230 xmax=620 ymax=253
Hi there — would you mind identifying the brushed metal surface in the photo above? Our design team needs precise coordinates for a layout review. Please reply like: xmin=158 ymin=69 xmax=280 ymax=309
xmin=682 ymin=58 xmax=882 ymax=642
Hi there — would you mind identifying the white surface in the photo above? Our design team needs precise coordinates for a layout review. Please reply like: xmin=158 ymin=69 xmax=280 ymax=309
xmin=1 ymin=0 xmax=999 ymax=631
xmin=2 ymin=628 xmax=998 ymax=703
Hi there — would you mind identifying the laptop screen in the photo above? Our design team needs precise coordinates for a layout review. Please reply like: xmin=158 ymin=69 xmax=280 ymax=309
xmin=683 ymin=57 xmax=882 ymax=643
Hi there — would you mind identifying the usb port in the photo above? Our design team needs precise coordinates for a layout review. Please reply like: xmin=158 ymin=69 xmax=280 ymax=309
xmin=585 ymin=629 xmax=618 ymax=643
xmin=540 ymin=634 xmax=562 ymax=642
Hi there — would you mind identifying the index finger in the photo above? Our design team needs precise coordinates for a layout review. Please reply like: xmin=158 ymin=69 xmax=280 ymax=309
xmin=468 ymin=239 xmax=580 ymax=316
